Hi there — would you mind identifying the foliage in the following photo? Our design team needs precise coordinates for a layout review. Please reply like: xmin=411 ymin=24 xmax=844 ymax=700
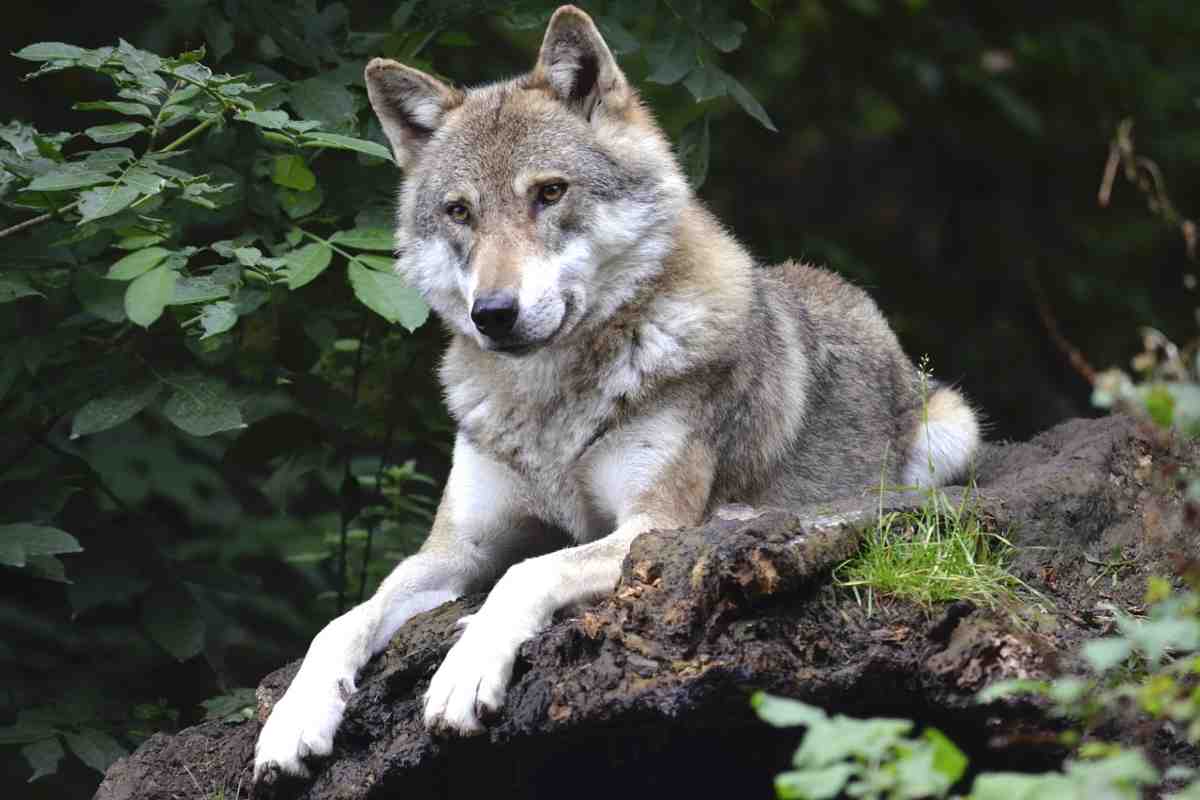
xmin=0 ymin=2 xmax=776 ymax=795
xmin=2 ymin=1 xmax=1199 ymax=798
xmin=833 ymin=487 xmax=1024 ymax=614
xmin=756 ymin=580 xmax=1200 ymax=799
xmin=752 ymin=693 xmax=968 ymax=800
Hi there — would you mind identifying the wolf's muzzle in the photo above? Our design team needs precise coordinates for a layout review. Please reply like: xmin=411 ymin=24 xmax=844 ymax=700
xmin=471 ymin=292 xmax=519 ymax=339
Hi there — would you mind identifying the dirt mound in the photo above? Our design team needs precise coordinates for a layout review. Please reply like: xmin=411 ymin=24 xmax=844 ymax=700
xmin=93 ymin=415 xmax=1198 ymax=800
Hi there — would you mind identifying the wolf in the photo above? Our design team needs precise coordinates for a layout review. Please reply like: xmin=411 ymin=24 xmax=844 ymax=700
xmin=253 ymin=4 xmax=980 ymax=783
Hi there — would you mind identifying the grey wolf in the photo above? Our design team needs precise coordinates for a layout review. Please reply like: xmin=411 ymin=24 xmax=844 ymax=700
xmin=253 ymin=4 xmax=980 ymax=783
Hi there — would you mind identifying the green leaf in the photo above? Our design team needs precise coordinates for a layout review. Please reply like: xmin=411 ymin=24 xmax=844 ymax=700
xmin=0 ymin=273 xmax=44 ymax=303
xmin=596 ymin=17 xmax=640 ymax=54
xmin=70 ymin=380 xmax=161 ymax=439
xmin=141 ymin=585 xmax=205 ymax=660
xmin=289 ymin=77 xmax=359 ymax=130
xmin=77 ymin=185 xmax=140 ymax=224
xmin=124 ymin=265 xmax=177 ymax=327
xmin=683 ymin=64 xmax=728 ymax=102
xmin=348 ymin=260 xmax=429 ymax=331
xmin=923 ymin=727 xmax=968 ymax=784
xmin=0 ymin=524 xmax=83 ymax=568
xmin=13 ymin=42 xmax=86 ymax=61
xmin=161 ymin=372 xmax=243 ymax=436
xmin=793 ymin=715 xmax=912 ymax=767
xmin=271 ymin=154 xmax=317 ymax=191
xmin=971 ymin=772 xmax=1068 ymax=800
xmin=299 ymin=131 xmax=393 ymax=162
xmin=84 ymin=122 xmax=145 ymax=145
xmin=22 ymin=737 xmax=64 ymax=782
xmin=976 ymin=678 xmax=1050 ymax=703
xmin=63 ymin=730 xmax=126 ymax=774
xmin=26 ymin=555 xmax=69 ymax=583
xmin=646 ymin=30 xmax=696 ymax=85
xmin=114 ymin=233 xmax=165 ymax=250
xmin=107 ymin=246 xmax=171 ymax=280
xmin=171 ymin=271 xmax=237 ymax=305
xmin=354 ymin=254 xmax=395 ymax=271
xmin=199 ymin=301 xmax=238 ymax=339
xmin=1082 ymin=637 xmax=1133 ymax=673
xmin=66 ymin=560 xmax=150 ymax=617
xmin=73 ymin=100 xmax=152 ymax=118
xmin=277 ymin=185 xmax=324 ymax=219
xmin=199 ymin=688 xmax=256 ymax=722
xmin=775 ymin=764 xmax=856 ymax=800
xmin=234 ymin=247 xmax=262 ymax=267
xmin=284 ymin=242 xmax=333 ymax=289
xmin=236 ymin=109 xmax=290 ymax=130
xmin=699 ymin=17 xmax=747 ymax=52
xmin=751 ymin=692 xmax=828 ymax=728
xmin=121 ymin=167 xmax=167 ymax=195
xmin=84 ymin=147 xmax=135 ymax=171
xmin=26 ymin=167 xmax=114 ymax=192
xmin=330 ymin=227 xmax=394 ymax=252
xmin=724 ymin=72 xmax=779 ymax=132
xmin=0 ymin=720 xmax=57 ymax=745
xmin=74 ymin=271 xmax=127 ymax=322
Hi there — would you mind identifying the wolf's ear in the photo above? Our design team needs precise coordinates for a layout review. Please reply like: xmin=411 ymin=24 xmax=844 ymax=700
xmin=364 ymin=58 xmax=462 ymax=169
xmin=534 ymin=5 xmax=629 ymax=116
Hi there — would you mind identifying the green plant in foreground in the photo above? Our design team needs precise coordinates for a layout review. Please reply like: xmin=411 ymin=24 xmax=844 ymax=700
xmin=752 ymin=692 xmax=968 ymax=800
xmin=757 ymin=580 xmax=1200 ymax=799
xmin=833 ymin=488 xmax=1023 ymax=614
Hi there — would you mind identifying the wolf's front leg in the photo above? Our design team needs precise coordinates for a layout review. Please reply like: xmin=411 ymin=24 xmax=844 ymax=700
xmin=423 ymin=440 xmax=715 ymax=734
xmin=253 ymin=436 xmax=538 ymax=784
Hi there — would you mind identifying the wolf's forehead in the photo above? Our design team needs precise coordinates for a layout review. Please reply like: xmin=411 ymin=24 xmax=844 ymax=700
xmin=434 ymin=88 xmax=594 ymax=183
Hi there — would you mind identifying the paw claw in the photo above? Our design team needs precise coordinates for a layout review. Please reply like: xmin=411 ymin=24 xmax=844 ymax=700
xmin=422 ymin=614 xmax=520 ymax=736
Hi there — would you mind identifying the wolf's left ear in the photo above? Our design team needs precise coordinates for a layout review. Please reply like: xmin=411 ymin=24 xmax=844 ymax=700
xmin=364 ymin=58 xmax=463 ymax=169
xmin=534 ymin=5 xmax=630 ymax=117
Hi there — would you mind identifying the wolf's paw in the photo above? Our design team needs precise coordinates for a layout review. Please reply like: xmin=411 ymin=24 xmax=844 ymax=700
xmin=253 ymin=670 xmax=355 ymax=785
xmin=422 ymin=615 xmax=518 ymax=735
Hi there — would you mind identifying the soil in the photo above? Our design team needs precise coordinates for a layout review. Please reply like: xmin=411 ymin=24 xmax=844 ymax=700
xmin=92 ymin=415 xmax=1200 ymax=800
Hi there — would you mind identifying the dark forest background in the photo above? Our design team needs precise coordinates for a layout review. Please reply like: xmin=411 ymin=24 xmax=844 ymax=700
xmin=1 ymin=1 xmax=1197 ymax=797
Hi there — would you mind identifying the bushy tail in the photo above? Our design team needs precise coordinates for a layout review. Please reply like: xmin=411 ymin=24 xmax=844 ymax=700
xmin=902 ymin=385 xmax=981 ymax=488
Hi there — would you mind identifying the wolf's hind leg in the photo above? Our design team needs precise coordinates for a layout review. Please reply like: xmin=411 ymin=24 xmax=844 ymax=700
xmin=902 ymin=385 xmax=981 ymax=488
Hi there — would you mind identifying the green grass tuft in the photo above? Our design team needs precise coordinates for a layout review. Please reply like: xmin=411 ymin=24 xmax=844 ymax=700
xmin=833 ymin=488 xmax=1023 ymax=614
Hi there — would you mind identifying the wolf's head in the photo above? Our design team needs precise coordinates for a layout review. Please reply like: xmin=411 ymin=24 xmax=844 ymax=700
xmin=365 ymin=5 xmax=689 ymax=355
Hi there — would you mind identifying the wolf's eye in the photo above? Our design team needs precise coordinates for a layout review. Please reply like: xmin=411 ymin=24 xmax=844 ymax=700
xmin=537 ymin=182 xmax=567 ymax=205
xmin=445 ymin=203 xmax=470 ymax=224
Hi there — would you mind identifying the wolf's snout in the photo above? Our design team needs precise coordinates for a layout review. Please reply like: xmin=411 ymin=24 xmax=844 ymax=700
xmin=471 ymin=292 xmax=519 ymax=339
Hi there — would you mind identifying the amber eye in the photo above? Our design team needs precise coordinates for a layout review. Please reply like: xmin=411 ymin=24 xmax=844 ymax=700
xmin=537 ymin=182 xmax=567 ymax=205
xmin=445 ymin=203 xmax=470 ymax=224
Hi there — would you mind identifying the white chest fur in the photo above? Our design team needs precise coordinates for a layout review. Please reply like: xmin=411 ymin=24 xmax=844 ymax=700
xmin=444 ymin=347 xmax=689 ymax=540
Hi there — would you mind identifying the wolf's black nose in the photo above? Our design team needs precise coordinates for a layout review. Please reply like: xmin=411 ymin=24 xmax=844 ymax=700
xmin=471 ymin=293 xmax=519 ymax=339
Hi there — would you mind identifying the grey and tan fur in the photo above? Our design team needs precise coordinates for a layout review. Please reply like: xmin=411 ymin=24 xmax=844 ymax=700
xmin=253 ymin=4 xmax=980 ymax=783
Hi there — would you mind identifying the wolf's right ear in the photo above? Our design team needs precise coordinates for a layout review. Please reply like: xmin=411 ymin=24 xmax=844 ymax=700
xmin=534 ymin=6 xmax=630 ymax=117
xmin=364 ymin=58 xmax=463 ymax=169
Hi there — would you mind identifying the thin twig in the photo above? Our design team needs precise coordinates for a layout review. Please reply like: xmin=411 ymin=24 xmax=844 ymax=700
xmin=159 ymin=113 xmax=223 ymax=154
xmin=338 ymin=311 xmax=372 ymax=614
xmin=358 ymin=418 xmax=396 ymax=604
xmin=1027 ymin=263 xmax=1097 ymax=384
xmin=0 ymin=202 xmax=79 ymax=240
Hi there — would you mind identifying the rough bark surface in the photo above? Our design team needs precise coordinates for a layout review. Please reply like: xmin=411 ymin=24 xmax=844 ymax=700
xmin=93 ymin=415 xmax=1199 ymax=800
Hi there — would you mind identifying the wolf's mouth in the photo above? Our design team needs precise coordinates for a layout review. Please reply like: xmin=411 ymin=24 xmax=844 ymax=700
xmin=487 ymin=294 xmax=579 ymax=357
